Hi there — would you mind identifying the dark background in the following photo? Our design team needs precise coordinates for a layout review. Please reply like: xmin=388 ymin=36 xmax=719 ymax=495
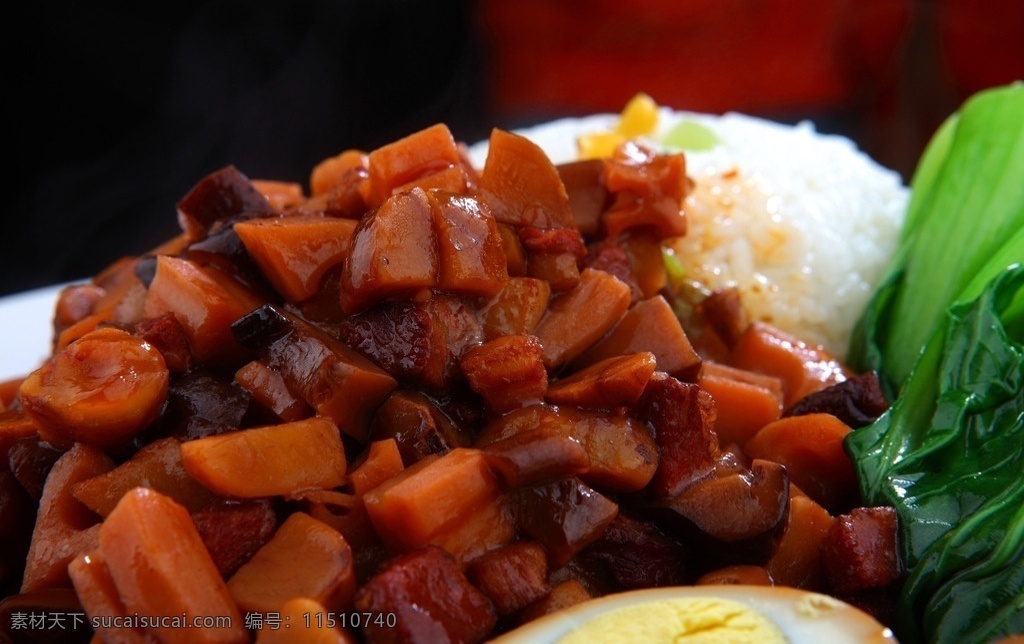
xmin=5 ymin=1 xmax=490 ymax=296
xmin=5 ymin=0 xmax=1022 ymax=296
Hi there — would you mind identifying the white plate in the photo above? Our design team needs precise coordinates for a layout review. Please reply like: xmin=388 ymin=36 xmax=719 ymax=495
xmin=0 ymin=283 xmax=67 ymax=381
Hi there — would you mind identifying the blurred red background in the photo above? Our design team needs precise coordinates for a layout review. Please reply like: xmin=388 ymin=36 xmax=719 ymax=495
xmin=476 ymin=0 xmax=1024 ymax=179
xmin=5 ymin=0 xmax=1022 ymax=296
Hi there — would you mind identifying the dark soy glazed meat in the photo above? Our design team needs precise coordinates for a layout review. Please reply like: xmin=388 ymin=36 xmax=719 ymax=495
xmin=0 ymin=122 xmax=904 ymax=643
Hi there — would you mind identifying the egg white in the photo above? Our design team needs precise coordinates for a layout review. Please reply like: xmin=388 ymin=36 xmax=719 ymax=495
xmin=490 ymin=585 xmax=897 ymax=644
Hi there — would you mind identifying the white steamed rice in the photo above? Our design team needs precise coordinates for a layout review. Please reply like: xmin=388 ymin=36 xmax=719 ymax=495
xmin=468 ymin=110 xmax=909 ymax=360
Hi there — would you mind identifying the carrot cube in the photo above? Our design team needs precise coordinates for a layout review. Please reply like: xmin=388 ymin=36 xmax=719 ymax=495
xmin=99 ymin=488 xmax=247 ymax=643
xmin=366 ymin=123 xmax=462 ymax=206
xmin=363 ymin=448 xmax=500 ymax=552
xmin=228 ymin=512 xmax=356 ymax=614
xmin=729 ymin=321 xmax=851 ymax=407
xmin=698 ymin=361 xmax=784 ymax=447
xmin=180 ymin=417 xmax=348 ymax=498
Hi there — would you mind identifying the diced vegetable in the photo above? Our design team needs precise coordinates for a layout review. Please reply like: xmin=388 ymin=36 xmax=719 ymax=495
xmin=525 ymin=257 xmax=579 ymax=295
xmin=21 ymin=444 xmax=113 ymax=593
xmin=365 ymin=123 xmax=466 ymax=206
xmin=730 ymin=321 xmax=850 ymax=408
xmin=339 ymin=188 xmax=438 ymax=313
xmin=574 ymin=295 xmax=701 ymax=379
xmin=99 ymin=488 xmax=247 ymax=643
xmin=557 ymin=159 xmax=608 ymax=236
xmin=546 ymin=352 xmax=656 ymax=410
xmin=428 ymin=190 xmax=509 ymax=296
xmin=497 ymin=223 xmax=527 ymax=276
xmin=363 ymin=448 xmax=501 ymax=552
xmin=293 ymin=441 xmax=401 ymax=556
xmin=228 ymin=511 xmax=356 ymax=614
xmin=310 ymin=149 xmax=368 ymax=198
xmin=68 ymin=551 xmax=152 ymax=644
xmin=766 ymin=493 xmax=835 ymax=589
xmin=235 ymin=216 xmax=357 ymax=302
xmin=533 ymin=268 xmax=632 ymax=368
xmin=478 ymin=277 xmax=551 ymax=339
xmin=744 ymin=413 xmax=858 ymax=513
xmin=144 ymin=255 xmax=258 ymax=365
xmin=429 ymin=496 xmax=516 ymax=564
xmin=698 ymin=361 xmax=784 ymax=447
xmin=251 ymin=179 xmax=305 ymax=213
xmin=180 ymin=417 xmax=348 ymax=498
xmin=71 ymin=437 xmax=216 ymax=516
xmin=619 ymin=233 xmax=669 ymax=299
xmin=348 ymin=439 xmax=405 ymax=498
xmin=293 ymin=490 xmax=376 ymax=554
xmin=480 ymin=128 xmax=575 ymax=229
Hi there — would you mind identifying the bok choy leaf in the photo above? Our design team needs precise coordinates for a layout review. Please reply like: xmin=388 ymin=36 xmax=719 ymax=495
xmin=849 ymin=82 xmax=1024 ymax=389
xmin=847 ymin=266 xmax=1024 ymax=643
xmin=846 ymin=82 xmax=1024 ymax=644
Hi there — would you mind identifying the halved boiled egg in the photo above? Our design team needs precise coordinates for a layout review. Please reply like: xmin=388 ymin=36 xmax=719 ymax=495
xmin=491 ymin=585 xmax=897 ymax=643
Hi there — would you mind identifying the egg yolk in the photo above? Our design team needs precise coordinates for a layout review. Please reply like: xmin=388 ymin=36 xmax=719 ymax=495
xmin=557 ymin=597 xmax=787 ymax=644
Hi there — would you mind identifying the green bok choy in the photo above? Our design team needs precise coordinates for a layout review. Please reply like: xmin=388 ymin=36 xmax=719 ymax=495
xmin=846 ymin=82 xmax=1024 ymax=643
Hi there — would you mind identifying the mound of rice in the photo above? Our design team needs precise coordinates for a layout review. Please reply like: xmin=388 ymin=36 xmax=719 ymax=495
xmin=469 ymin=110 xmax=909 ymax=359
